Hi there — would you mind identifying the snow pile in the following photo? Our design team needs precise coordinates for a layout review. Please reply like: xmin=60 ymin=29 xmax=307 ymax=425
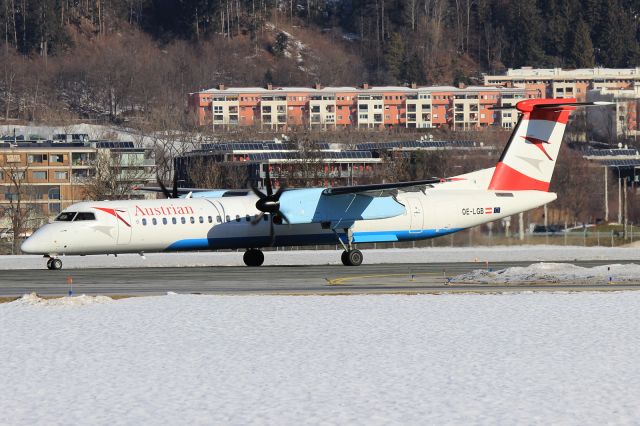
xmin=13 ymin=292 xmax=113 ymax=307
xmin=4 ymin=245 xmax=640 ymax=270
xmin=3 ymin=293 xmax=640 ymax=424
xmin=451 ymin=262 xmax=640 ymax=283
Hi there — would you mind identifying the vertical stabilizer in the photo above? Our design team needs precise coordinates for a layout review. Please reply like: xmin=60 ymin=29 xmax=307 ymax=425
xmin=488 ymin=98 xmax=576 ymax=191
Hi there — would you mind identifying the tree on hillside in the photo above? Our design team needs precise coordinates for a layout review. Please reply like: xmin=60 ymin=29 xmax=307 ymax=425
xmin=567 ymin=18 xmax=595 ymax=68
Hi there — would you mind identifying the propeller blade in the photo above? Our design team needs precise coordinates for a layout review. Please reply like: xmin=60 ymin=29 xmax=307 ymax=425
xmin=172 ymin=173 xmax=179 ymax=199
xmin=250 ymin=183 xmax=265 ymax=199
xmin=269 ymin=215 xmax=276 ymax=247
xmin=265 ymin=168 xmax=273 ymax=197
xmin=156 ymin=175 xmax=172 ymax=199
xmin=251 ymin=212 xmax=264 ymax=225
xmin=278 ymin=211 xmax=290 ymax=225
xmin=274 ymin=186 xmax=286 ymax=200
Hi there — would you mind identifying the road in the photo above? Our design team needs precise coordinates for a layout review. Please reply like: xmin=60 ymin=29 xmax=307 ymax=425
xmin=2 ymin=260 xmax=640 ymax=297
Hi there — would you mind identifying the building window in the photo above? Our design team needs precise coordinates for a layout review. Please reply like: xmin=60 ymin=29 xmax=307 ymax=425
xmin=33 ymin=171 xmax=47 ymax=180
xmin=54 ymin=171 xmax=68 ymax=180
xmin=50 ymin=154 xmax=64 ymax=163
xmin=28 ymin=154 xmax=47 ymax=163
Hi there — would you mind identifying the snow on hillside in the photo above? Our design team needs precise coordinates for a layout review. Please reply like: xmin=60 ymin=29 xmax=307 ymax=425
xmin=2 ymin=292 xmax=640 ymax=425
xmin=3 ymin=245 xmax=640 ymax=270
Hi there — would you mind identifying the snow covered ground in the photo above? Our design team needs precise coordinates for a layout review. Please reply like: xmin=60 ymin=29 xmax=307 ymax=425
xmin=2 ymin=292 xmax=640 ymax=425
xmin=451 ymin=262 xmax=640 ymax=284
xmin=3 ymin=245 xmax=640 ymax=270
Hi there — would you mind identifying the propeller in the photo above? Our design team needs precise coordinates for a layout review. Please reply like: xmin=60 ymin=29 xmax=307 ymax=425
xmin=156 ymin=173 xmax=179 ymax=199
xmin=250 ymin=169 xmax=289 ymax=246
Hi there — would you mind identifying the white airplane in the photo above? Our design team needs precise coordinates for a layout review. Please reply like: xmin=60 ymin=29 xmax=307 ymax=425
xmin=21 ymin=98 xmax=609 ymax=270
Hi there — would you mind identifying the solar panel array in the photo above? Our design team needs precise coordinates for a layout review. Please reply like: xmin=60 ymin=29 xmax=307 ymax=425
xmin=95 ymin=141 xmax=135 ymax=149
xmin=0 ymin=141 xmax=87 ymax=148
xmin=202 ymin=142 xmax=331 ymax=151
xmin=355 ymin=140 xmax=476 ymax=150
xmin=247 ymin=151 xmax=373 ymax=161
xmin=599 ymin=159 xmax=640 ymax=167
xmin=584 ymin=148 xmax=639 ymax=157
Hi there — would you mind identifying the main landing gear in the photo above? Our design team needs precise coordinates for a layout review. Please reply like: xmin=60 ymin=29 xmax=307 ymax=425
xmin=341 ymin=249 xmax=363 ymax=266
xmin=243 ymin=249 xmax=264 ymax=267
xmin=334 ymin=227 xmax=363 ymax=266
xmin=46 ymin=257 xmax=62 ymax=270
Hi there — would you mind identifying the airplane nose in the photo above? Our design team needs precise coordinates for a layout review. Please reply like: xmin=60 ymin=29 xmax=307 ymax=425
xmin=21 ymin=235 xmax=44 ymax=254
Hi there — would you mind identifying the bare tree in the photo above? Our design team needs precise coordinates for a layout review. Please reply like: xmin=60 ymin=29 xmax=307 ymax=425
xmin=83 ymin=150 xmax=151 ymax=200
xmin=0 ymin=154 xmax=38 ymax=254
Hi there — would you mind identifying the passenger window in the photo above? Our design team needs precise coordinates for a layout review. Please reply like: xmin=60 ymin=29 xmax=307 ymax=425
xmin=199 ymin=216 xmax=204 ymax=223
xmin=142 ymin=218 xmax=147 ymax=226
xmin=74 ymin=212 xmax=96 ymax=221
xmin=172 ymin=217 xmax=177 ymax=225
xmin=208 ymin=216 xmax=212 ymax=223
xmin=235 ymin=215 xmax=240 ymax=222
xmin=226 ymin=215 xmax=230 ymax=222
xmin=245 ymin=215 xmax=251 ymax=222
xmin=162 ymin=218 xmax=167 ymax=225
xmin=181 ymin=217 xmax=186 ymax=224
xmin=190 ymin=217 xmax=195 ymax=224
xmin=152 ymin=218 xmax=157 ymax=225
xmin=216 ymin=215 xmax=222 ymax=223
xmin=55 ymin=212 xmax=77 ymax=221
xmin=264 ymin=214 xmax=269 ymax=221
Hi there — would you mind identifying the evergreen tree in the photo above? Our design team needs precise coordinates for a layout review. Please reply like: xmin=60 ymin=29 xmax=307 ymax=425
xmin=504 ymin=1 xmax=545 ymax=67
xmin=567 ymin=18 xmax=595 ymax=68
xmin=402 ymin=52 xmax=426 ymax=85
xmin=383 ymin=32 xmax=404 ymax=82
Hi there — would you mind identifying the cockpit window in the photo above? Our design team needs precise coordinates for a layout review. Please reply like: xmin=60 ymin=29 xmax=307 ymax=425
xmin=74 ymin=212 xmax=96 ymax=221
xmin=55 ymin=212 xmax=77 ymax=221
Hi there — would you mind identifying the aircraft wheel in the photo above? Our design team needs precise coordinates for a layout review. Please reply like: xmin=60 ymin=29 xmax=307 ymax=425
xmin=50 ymin=258 xmax=62 ymax=270
xmin=243 ymin=249 xmax=264 ymax=267
xmin=342 ymin=249 xmax=363 ymax=266
xmin=46 ymin=258 xmax=53 ymax=270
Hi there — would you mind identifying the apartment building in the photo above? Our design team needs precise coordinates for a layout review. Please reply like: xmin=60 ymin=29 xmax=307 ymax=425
xmin=587 ymin=84 xmax=640 ymax=140
xmin=485 ymin=67 xmax=640 ymax=101
xmin=0 ymin=138 xmax=155 ymax=223
xmin=189 ymin=85 xmax=533 ymax=130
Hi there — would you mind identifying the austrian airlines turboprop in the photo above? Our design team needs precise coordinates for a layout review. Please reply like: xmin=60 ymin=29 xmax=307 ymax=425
xmin=21 ymin=98 xmax=610 ymax=270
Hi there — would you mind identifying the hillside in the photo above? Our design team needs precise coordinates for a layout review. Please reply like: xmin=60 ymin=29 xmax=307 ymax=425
xmin=1 ymin=0 xmax=640 ymax=127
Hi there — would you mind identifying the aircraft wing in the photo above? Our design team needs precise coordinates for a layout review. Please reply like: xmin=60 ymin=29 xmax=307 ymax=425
xmin=277 ymin=179 xmax=441 ymax=226
xmin=321 ymin=178 xmax=441 ymax=196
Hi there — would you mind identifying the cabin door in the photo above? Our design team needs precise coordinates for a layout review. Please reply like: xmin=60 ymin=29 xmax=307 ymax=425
xmin=406 ymin=197 xmax=424 ymax=233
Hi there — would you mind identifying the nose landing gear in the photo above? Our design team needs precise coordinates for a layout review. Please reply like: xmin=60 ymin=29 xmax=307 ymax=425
xmin=46 ymin=257 xmax=63 ymax=270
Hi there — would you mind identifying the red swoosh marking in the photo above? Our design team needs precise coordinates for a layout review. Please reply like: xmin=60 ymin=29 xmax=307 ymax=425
xmin=522 ymin=136 xmax=553 ymax=161
xmin=93 ymin=207 xmax=131 ymax=227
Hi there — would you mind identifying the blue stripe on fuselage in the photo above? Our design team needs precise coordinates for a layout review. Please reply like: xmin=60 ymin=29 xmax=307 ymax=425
xmin=164 ymin=228 xmax=463 ymax=251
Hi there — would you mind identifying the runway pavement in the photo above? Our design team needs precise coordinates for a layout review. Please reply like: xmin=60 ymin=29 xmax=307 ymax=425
xmin=2 ymin=260 xmax=640 ymax=297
